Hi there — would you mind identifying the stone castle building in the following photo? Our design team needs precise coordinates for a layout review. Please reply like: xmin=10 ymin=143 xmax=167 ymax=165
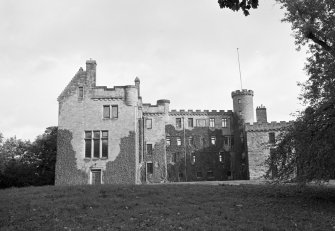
xmin=55 ymin=60 xmax=291 ymax=185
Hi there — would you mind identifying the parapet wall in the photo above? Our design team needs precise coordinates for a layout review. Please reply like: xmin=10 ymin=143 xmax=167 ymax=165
xmin=245 ymin=121 xmax=294 ymax=132
xmin=169 ymin=109 xmax=233 ymax=116
xmin=231 ymin=89 xmax=254 ymax=97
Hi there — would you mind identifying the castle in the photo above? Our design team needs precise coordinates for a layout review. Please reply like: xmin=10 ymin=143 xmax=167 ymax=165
xmin=55 ymin=60 xmax=291 ymax=185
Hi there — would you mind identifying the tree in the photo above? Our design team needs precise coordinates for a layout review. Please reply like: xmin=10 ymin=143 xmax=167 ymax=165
xmin=265 ymin=1 xmax=335 ymax=183
xmin=218 ymin=0 xmax=259 ymax=16
xmin=218 ymin=1 xmax=335 ymax=182
xmin=29 ymin=126 xmax=58 ymax=185
xmin=0 ymin=127 xmax=58 ymax=188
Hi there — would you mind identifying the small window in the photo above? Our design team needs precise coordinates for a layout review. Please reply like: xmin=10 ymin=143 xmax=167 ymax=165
xmin=79 ymin=87 xmax=84 ymax=99
xmin=172 ymin=153 xmax=177 ymax=163
xmin=176 ymin=137 xmax=182 ymax=146
xmin=238 ymin=99 xmax=241 ymax=104
xmin=207 ymin=170 xmax=214 ymax=178
xmin=223 ymin=136 xmax=230 ymax=147
xmin=188 ymin=118 xmax=193 ymax=128
xmin=196 ymin=171 xmax=203 ymax=178
xmin=146 ymin=119 xmax=152 ymax=129
xmin=196 ymin=119 xmax=206 ymax=127
xmin=222 ymin=118 xmax=227 ymax=128
xmin=219 ymin=152 xmax=224 ymax=163
xmin=209 ymin=118 xmax=215 ymax=128
xmin=269 ymin=132 xmax=275 ymax=144
xmin=188 ymin=136 xmax=193 ymax=146
xmin=147 ymin=144 xmax=153 ymax=156
xmin=176 ymin=118 xmax=182 ymax=128
xmin=147 ymin=162 xmax=153 ymax=174
xmin=103 ymin=105 xmax=110 ymax=118
xmin=112 ymin=105 xmax=118 ymax=118
xmin=166 ymin=136 xmax=170 ymax=147
xmin=211 ymin=136 xmax=216 ymax=145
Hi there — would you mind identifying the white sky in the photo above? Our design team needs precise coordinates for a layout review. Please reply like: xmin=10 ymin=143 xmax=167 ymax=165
xmin=0 ymin=0 xmax=308 ymax=141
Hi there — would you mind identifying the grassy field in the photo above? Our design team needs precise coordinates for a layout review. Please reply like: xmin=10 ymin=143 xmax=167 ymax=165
xmin=0 ymin=183 xmax=335 ymax=231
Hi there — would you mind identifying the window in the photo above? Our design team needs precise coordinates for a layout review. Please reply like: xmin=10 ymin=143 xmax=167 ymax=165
xmin=112 ymin=105 xmax=118 ymax=118
xmin=207 ymin=170 xmax=214 ymax=178
xmin=147 ymin=162 xmax=153 ymax=174
xmin=103 ymin=105 xmax=118 ymax=119
xmin=85 ymin=131 xmax=92 ymax=158
xmin=146 ymin=119 xmax=152 ymax=129
xmin=211 ymin=136 xmax=216 ymax=145
xmin=223 ymin=136 xmax=231 ymax=147
xmin=172 ymin=153 xmax=177 ymax=162
xmin=176 ymin=118 xmax=182 ymax=128
xmin=91 ymin=169 xmax=101 ymax=185
xmin=222 ymin=118 xmax=227 ymax=127
xmin=188 ymin=118 xmax=193 ymax=128
xmin=219 ymin=152 xmax=224 ymax=163
xmin=147 ymin=144 xmax=153 ymax=156
xmin=191 ymin=154 xmax=196 ymax=165
xmin=101 ymin=131 xmax=108 ymax=158
xmin=166 ymin=136 xmax=170 ymax=147
xmin=85 ymin=130 xmax=109 ymax=158
xmin=210 ymin=118 xmax=215 ymax=128
xmin=103 ymin=105 xmax=110 ymax=118
xmin=188 ymin=136 xmax=193 ymax=146
xmin=93 ymin=131 xmax=100 ymax=158
xmin=196 ymin=171 xmax=203 ymax=178
xmin=269 ymin=132 xmax=275 ymax=144
xmin=196 ymin=119 xmax=206 ymax=127
xmin=238 ymin=99 xmax=241 ymax=104
xmin=79 ymin=87 xmax=84 ymax=99
xmin=176 ymin=137 xmax=182 ymax=146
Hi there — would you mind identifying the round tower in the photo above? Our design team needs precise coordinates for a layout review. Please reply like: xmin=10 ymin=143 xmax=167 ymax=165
xmin=125 ymin=85 xmax=138 ymax=106
xmin=231 ymin=89 xmax=254 ymax=124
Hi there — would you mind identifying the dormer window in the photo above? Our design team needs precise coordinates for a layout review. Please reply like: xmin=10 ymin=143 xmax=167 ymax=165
xmin=79 ymin=87 xmax=84 ymax=100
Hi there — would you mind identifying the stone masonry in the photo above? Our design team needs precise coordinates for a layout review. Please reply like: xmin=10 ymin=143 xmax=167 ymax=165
xmin=55 ymin=59 xmax=291 ymax=185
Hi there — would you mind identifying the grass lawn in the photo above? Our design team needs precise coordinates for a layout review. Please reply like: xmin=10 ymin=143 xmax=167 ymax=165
xmin=0 ymin=184 xmax=335 ymax=230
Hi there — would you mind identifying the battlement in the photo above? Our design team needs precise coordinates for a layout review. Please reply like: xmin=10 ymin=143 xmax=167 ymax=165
xmin=169 ymin=109 xmax=233 ymax=116
xmin=231 ymin=89 xmax=254 ymax=97
xmin=256 ymin=105 xmax=266 ymax=110
xmin=245 ymin=121 xmax=294 ymax=132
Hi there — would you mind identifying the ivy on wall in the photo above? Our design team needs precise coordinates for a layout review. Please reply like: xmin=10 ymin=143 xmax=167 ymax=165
xmin=103 ymin=131 xmax=136 ymax=184
xmin=165 ymin=125 xmax=231 ymax=182
xmin=55 ymin=129 xmax=88 ymax=185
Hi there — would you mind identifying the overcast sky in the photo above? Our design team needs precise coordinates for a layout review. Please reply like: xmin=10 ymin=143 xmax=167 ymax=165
xmin=0 ymin=0 xmax=308 ymax=141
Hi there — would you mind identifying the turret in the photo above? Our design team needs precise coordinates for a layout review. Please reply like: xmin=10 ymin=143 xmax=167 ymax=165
xmin=125 ymin=85 xmax=138 ymax=106
xmin=231 ymin=89 xmax=254 ymax=124
xmin=256 ymin=105 xmax=267 ymax=123
xmin=135 ymin=77 xmax=140 ymax=98
xmin=157 ymin=99 xmax=170 ymax=114
xmin=86 ymin=59 xmax=97 ymax=87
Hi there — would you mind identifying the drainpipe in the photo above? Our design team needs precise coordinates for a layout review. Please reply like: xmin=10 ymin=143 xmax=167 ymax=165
xmin=183 ymin=116 xmax=187 ymax=182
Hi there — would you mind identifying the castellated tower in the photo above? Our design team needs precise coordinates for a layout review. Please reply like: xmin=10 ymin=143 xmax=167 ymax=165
xmin=231 ymin=89 xmax=254 ymax=124
xmin=256 ymin=105 xmax=267 ymax=123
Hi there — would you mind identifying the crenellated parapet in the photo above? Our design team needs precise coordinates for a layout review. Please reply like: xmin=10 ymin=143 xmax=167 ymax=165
xmin=245 ymin=121 xmax=294 ymax=132
xmin=231 ymin=89 xmax=254 ymax=97
xmin=169 ymin=109 xmax=233 ymax=116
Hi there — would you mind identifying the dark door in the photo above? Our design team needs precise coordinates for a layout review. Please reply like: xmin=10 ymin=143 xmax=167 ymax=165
xmin=91 ymin=170 xmax=101 ymax=185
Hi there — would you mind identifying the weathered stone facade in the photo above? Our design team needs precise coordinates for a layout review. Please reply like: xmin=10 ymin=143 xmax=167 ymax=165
xmin=55 ymin=60 xmax=290 ymax=185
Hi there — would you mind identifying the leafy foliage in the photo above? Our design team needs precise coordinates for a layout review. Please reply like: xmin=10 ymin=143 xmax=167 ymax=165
xmin=0 ymin=127 xmax=57 ymax=188
xmin=218 ymin=0 xmax=259 ymax=16
xmin=265 ymin=1 xmax=335 ymax=183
